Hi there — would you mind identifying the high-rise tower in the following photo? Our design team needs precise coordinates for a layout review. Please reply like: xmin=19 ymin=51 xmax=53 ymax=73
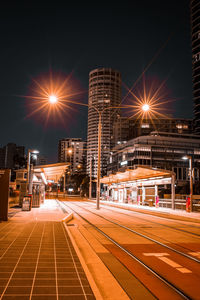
xmin=191 ymin=0 xmax=200 ymax=133
xmin=87 ymin=68 xmax=121 ymax=177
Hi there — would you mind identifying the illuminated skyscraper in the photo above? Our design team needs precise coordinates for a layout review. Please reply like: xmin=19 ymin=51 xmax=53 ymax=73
xmin=191 ymin=0 xmax=200 ymax=133
xmin=87 ymin=68 xmax=121 ymax=177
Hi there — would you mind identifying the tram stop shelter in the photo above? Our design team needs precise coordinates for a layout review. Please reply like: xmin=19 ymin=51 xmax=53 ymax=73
xmin=34 ymin=162 xmax=69 ymax=184
xmin=100 ymin=166 xmax=176 ymax=209
xmin=32 ymin=162 xmax=69 ymax=207
xmin=17 ymin=162 xmax=69 ymax=208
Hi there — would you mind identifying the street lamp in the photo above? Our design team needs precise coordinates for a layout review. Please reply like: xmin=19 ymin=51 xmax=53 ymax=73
xmin=49 ymin=95 xmax=58 ymax=104
xmin=27 ymin=149 xmax=39 ymax=195
xmin=142 ymin=103 xmax=150 ymax=112
xmin=182 ymin=155 xmax=193 ymax=212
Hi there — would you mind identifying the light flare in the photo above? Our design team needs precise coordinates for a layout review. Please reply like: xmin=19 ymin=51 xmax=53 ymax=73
xmin=124 ymin=77 xmax=175 ymax=131
xmin=24 ymin=71 xmax=84 ymax=128
xmin=142 ymin=104 xmax=150 ymax=112
xmin=49 ymin=95 xmax=57 ymax=104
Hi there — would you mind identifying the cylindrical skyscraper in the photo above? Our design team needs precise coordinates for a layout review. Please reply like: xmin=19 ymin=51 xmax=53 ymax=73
xmin=191 ymin=0 xmax=200 ymax=134
xmin=87 ymin=68 xmax=121 ymax=178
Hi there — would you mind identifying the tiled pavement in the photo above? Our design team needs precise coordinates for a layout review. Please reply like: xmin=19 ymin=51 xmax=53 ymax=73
xmin=0 ymin=200 xmax=95 ymax=299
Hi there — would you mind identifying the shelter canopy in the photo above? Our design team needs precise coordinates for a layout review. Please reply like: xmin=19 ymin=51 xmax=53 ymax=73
xmin=100 ymin=166 xmax=174 ymax=184
xmin=34 ymin=162 xmax=69 ymax=183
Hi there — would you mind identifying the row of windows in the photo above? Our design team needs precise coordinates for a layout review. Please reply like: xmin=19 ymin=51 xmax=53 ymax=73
xmin=192 ymin=16 xmax=200 ymax=28
xmin=191 ymin=2 xmax=200 ymax=14
xmin=192 ymin=32 xmax=200 ymax=48
xmin=193 ymin=74 xmax=200 ymax=84
xmin=192 ymin=23 xmax=200 ymax=36
xmin=90 ymin=76 xmax=121 ymax=83
xmin=193 ymin=52 xmax=200 ymax=63
xmin=90 ymin=82 xmax=120 ymax=88
xmin=193 ymin=81 xmax=200 ymax=90
xmin=191 ymin=0 xmax=200 ymax=9
xmin=194 ymin=89 xmax=200 ymax=98
xmin=90 ymin=71 xmax=120 ymax=78
xmin=192 ymin=10 xmax=200 ymax=23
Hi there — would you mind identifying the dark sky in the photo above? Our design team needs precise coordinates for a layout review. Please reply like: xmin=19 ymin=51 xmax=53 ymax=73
xmin=0 ymin=1 xmax=193 ymax=162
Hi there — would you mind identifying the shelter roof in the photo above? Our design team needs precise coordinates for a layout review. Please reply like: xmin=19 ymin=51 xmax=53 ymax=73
xmin=100 ymin=166 xmax=174 ymax=184
xmin=34 ymin=162 xmax=69 ymax=183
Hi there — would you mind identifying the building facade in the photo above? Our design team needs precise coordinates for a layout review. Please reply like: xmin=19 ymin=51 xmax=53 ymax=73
xmin=107 ymin=132 xmax=200 ymax=189
xmin=36 ymin=155 xmax=47 ymax=166
xmin=191 ymin=0 xmax=200 ymax=133
xmin=0 ymin=143 xmax=25 ymax=170
xmin=112 ymin=117 xmax=193 ymax=146
xmin=87 ymin=68 xmax=121 ymax=177
xmin=58 ymin=138 xmax=87 ymax=174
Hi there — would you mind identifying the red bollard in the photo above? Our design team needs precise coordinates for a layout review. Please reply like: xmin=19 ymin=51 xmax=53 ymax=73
xmin=155 ymin=196 xmax=159 ymax=208
xmin=186 ymin=196 xmax=191 ymax=212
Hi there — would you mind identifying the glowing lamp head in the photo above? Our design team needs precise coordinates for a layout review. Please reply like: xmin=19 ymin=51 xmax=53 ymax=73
xmin=182 ymin=156 xmax=189 ymax=160
xmin=142 ymin=104 xmax=150 ymax=112
xmin=49 ymin=95 xmax=57 ymax=104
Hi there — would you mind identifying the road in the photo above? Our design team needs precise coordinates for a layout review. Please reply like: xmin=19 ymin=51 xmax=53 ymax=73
xmin=59 ymin=197 xmax=200 ymax=300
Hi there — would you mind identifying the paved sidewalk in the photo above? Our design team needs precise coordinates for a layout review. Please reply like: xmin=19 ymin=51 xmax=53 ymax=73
xmin=0 ymin=200 xmax=95 ymax=300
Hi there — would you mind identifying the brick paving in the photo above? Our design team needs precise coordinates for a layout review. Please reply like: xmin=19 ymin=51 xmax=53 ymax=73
xmin=0 ymin=200 xmax=95 ymax=299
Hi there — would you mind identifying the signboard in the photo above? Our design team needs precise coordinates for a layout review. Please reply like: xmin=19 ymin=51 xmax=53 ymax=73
xmin=0 ymin=169 xmax=10 ymax=221
xmin=22 ymin=196 xmax=31 ymax=211
xmin=19 ymin=182 xmax=28 ymax=207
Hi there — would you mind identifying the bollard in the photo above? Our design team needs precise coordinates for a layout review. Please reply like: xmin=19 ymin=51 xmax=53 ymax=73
xmin=186 ymin=196 xmax=191 ymax=213
xmin=155 ymin=196 xmax=159 ymax=208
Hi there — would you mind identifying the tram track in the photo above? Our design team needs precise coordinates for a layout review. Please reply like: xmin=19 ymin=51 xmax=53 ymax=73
xmin=82 ymin=201 xmax=200 ymax=256
xmin=89 ymin=201 xmax=200 ymax=237
xmin=58 ymin=200 xmax=198 ymax=300
xmin=63 ymin=201 xmax=200 ymax=264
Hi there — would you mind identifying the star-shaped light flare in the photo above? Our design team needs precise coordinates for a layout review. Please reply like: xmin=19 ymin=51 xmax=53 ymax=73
xmin=123 ymin=77 xmax=174 ymax=129
xmin=24 ymin=71 xmax=84 ymax=128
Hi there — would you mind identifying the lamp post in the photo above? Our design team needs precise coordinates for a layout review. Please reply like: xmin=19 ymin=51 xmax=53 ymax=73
xmin=182 ymin=155 xmax=193 ymax=212
xmin=27 ymin=149 xmax=39 ymax=195
xmin=67 ymin=148 xmax=72 ymax=194
xmin=89 ymin=158 xmax=92 ymax=199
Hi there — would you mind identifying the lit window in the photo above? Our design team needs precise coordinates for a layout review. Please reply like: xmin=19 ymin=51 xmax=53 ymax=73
xmin=176 ymin=124 xmax=188 ymax=129
xmin=141 ymin=124 xmax=150 ymax=128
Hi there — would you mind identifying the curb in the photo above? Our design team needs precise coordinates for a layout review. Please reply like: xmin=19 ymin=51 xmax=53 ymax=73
xmin=63 ymin=223 xmax=104 ymax=300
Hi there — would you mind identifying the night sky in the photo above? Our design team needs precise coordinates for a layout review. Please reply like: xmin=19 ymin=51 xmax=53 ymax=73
xmin=0 ymin=1 xmax=193 ymax=162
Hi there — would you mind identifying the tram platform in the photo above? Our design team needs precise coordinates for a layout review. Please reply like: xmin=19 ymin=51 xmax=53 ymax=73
xmin=0 ymin=200 xmax=99 ymax=300
xmin=90 ymin=198 xmax=200 ymax=223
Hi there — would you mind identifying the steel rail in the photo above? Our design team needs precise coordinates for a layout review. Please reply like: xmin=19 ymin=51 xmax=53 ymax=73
xmin=58 ymin=200 xmax=192 ymax=300
xmin=90 ymin=201 xmax=200 ymax=237
xmin=65 ymin=201 xmax=200 ymax=264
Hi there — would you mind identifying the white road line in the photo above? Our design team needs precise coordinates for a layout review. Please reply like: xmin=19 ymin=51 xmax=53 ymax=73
xmin=143 ymin=253 xmax=168 ymax=257
xmin=189 ymin=252 xmax=200 ymax=258
xmin=143 ymin=253 xmax=192 ymax=274
xmin=177 ymin=267 xmax=192 ymax=274
xmin=159 ymin=257 xmax=181 ymax=268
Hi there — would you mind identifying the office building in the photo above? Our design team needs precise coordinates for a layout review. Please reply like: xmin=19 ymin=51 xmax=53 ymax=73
xmin=112 ymin=117 xmax=193 ymax=146
xmin=87 ymin=67 xmax=121 ymax=177
xmin=107 ymin=132 xmax=200 ymax=188
xmin=191 ymin=0 xmax=200 ymax=133
xmin=58 ymin=138 xmax=87 ymax=174
xmin=36 ymin=155 xmax=47 ymax=166
xmin=0 ymin=143 xmax=25 ymax=169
